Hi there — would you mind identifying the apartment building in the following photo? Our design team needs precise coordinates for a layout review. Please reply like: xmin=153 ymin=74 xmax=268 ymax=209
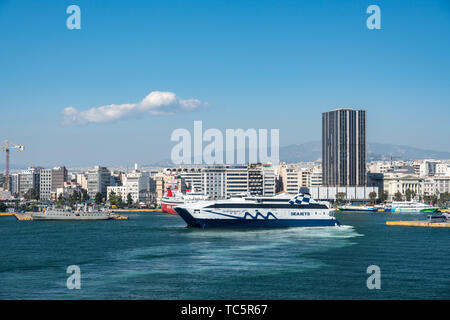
xmin=87 ymin=166 xmax=111 ymax=198
xmin=39 ymin=169 xmax=52 ymax=201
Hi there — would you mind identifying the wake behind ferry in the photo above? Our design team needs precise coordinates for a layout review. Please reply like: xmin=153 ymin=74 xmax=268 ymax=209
xmin=174 ymin=188 xmax=340 ymax=228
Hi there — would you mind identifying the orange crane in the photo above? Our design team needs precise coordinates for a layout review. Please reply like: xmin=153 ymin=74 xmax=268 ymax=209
xmin=1 ymin=140 xmax=24 ymax=191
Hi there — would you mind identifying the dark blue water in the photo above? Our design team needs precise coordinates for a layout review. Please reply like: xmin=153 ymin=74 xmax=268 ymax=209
xmin=0 ymin=212 xmax=449 ymax=299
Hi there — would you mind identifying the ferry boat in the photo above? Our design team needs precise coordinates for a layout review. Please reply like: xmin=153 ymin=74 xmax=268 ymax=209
xmin=31 ymin=207 xmax=111 ymax=220
xmin=174 ymin=188 xmax=340 ymax=228
xmin=161 ymin=188 xmax=209 ymax=214
xmin=337 ymin=204 xmax=376 ymax=212
xmin=384 ymin=201 xmax=438 ymax=213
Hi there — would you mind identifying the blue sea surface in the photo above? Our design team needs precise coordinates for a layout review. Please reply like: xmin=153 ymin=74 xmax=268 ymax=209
xmin=0 ymin=212 xmax=448 ymax=299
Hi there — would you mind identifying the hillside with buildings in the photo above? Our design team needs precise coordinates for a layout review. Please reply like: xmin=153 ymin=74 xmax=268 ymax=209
xmin=279 ymin=141 xmax=450 ymax=163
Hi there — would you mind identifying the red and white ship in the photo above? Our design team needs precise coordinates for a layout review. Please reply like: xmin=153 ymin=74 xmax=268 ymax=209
xmin=161 ymin=188 xmax=209 ymax=214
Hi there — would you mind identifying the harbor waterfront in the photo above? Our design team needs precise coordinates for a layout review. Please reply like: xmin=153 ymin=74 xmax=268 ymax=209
xmin=0 ymin=212 xmax=448 ymax=299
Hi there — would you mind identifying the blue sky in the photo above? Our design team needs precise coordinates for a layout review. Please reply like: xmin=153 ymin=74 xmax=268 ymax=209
xmin=0 ymin=0 xmax=449 ymax=167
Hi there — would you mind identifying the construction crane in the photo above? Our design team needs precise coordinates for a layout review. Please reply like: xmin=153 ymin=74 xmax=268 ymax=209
xmin=1 ymin=140 xmax=24 ymax=191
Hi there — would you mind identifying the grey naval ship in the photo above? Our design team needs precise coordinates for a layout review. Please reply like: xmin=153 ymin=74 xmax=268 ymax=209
xmin=31 ymin=206 xmax=111 ymax=221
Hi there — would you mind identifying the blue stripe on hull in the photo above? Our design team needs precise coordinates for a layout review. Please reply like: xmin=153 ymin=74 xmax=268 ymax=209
xmin=193 ymin=218 xmax=339 ymax=228
xmin=175 ymin=207 xmax=340 ymax=228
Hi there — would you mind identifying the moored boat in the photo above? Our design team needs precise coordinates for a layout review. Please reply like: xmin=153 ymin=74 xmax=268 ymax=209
xmin=384 ymin=201 xmax=438 ymax=213
xmin=337 ymin=204 xmax=376 ymax=212
xmin=31 ymin=207 xmax=111 ymax=220
xmin=161 ymin=188 xmax=209 ymax=214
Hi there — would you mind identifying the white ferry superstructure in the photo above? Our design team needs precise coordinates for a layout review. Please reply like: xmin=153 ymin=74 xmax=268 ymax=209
xmin=174 ymin=188 xmax=340 ymax=228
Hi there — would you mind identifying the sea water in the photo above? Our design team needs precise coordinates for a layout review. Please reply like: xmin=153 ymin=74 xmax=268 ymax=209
xmin=0 ymin=212 xmax=448 ymax=299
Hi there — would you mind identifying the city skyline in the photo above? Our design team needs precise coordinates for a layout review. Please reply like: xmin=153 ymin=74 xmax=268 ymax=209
xmin=1 ymin=0 xmax=450 ymax=167
xmin=4 ymin=158 xmax=450 ymax=203
xmin=4 ymin=139 xmax=450 ymax=170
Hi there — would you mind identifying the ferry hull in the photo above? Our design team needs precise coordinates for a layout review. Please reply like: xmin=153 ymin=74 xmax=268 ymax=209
xmin=420 ymin=208 xmax=438 ymax=213
xmin=175 ymin=207 xmax=340 ymax=228
xmin=161 ymin=192 xmax=208 ymax=215
xmin=161 ymin=202 xmax=179 ymax=214
xmin=391 ymin=208 xmax=438 ymax=213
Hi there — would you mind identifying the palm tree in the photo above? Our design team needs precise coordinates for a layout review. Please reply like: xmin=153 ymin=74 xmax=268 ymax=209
xmin=335 ymin=192 xmax=346 ymax=206
xmin=24 ymin=188 xmax=39 ymax=201
xmin=405 ymin=189 xmax=412 ymax=201
xmin=394 ymin=191 xmax=403 ymax=201
xmin=369 ymin=191 xmax=377 ymax=204
xmin=126 ymin=193 xmax=133 ymax=207
xmin=379 ymin=190 xmax=388 ymax=203
xmin=94 ymin=192 xmax=103 ymax=205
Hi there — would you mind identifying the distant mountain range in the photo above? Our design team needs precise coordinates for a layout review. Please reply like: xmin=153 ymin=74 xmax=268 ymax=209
xmin=367 ymin=143 xmax=450 ymax=161
xmin=147 ymin=142 xmax=450 ymax=166
xmin=2 ymin=142 xmax=449 ymax=170
xmin=280 ymin=141 xmax=450 ymax=163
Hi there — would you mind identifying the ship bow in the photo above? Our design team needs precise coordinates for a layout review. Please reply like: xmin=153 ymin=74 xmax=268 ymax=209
xmin=174 ymin=207 xmax=203 ymax=228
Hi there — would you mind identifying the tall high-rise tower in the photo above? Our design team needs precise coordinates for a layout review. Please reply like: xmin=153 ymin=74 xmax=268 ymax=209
xmin=322 ymin=108 xmax=366 ymax=186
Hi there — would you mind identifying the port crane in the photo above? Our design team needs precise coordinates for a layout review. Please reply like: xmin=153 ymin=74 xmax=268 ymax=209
xmin=1 ymin=140 xmax=24 ymax=191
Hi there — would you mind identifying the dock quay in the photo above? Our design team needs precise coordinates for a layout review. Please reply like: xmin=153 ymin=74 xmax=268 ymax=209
xmin=14 ymin=213 xmax=33 ymax=221
xmin=386 ymin=220 xmax=450 ymax=228
xmin=110 ymin=209 xmax=162 ymax=213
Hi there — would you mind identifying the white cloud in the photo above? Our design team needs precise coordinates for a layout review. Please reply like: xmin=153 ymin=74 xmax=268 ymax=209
xmin=62 ymin=91 xmax=204 ymax=125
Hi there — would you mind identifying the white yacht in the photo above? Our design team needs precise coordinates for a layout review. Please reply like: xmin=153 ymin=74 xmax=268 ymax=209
xmin=337 ymin=204 xmax=376 ymax=212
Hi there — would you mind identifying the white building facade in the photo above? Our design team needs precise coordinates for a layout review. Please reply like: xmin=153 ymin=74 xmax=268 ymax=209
xmin=39 ymin=169 xmax=52 ymax=201
xmin=107 ymin=170 xmax=151 ymax=204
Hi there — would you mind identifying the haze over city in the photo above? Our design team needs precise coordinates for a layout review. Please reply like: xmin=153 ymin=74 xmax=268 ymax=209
xmin=1 ymin=0 xmax=450 ymax=167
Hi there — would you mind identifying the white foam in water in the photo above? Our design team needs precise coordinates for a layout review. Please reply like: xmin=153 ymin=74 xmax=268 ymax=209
xmin=166 ymin=225 xmax=365 ymax=273
xmin=95 ymin=225 xmax=364 ymax=284
xmin=182 ymin=224 xmax=362 ymax=241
